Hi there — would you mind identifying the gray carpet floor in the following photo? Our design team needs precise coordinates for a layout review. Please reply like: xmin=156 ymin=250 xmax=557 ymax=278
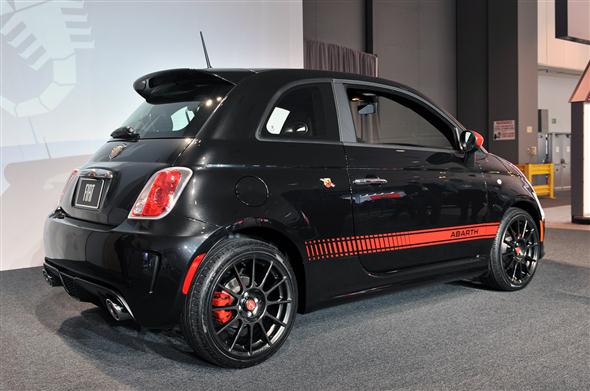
xmin=1 ymin=228 xmax=589 ymax=391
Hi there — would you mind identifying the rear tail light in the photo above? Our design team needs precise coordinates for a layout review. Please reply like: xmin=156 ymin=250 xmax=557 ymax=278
xmin=58 ymin=168 xmax=79 ymax=207
xmin=129 ymin=167 xmax=192 ymax=219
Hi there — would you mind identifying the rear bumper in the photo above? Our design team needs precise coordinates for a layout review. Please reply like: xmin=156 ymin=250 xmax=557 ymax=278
xmin=43 ymin=211 xmax=219 ymax=328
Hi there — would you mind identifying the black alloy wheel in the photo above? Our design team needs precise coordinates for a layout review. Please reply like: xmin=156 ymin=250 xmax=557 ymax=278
xmin=182 ymin=237 xmax=297 ymax=368
xmin=485 ymin=207 xmax=541 ymax=290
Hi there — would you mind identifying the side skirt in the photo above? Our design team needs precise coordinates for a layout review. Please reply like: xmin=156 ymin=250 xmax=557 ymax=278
xmin=304 ymin=256 xmax=488 ymax=312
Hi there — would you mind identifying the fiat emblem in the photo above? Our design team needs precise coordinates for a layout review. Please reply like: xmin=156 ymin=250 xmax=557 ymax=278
xmin=109 ymin=144 xmax=127 ymax=159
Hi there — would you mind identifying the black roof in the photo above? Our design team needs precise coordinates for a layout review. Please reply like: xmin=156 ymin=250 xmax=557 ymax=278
xmin=137 ymin=67 xmax=419 ymax=95
xmin=202 ymin=67 xmax=411 ymax=89
xmin=133 ymin=68 xmax=453 ymax=125
xmin=199 ymin=68 xmax=439 ymax=109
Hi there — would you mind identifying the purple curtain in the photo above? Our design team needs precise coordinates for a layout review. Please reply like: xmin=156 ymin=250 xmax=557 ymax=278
xmin=304 ymin=39 xmax=378 ymax=77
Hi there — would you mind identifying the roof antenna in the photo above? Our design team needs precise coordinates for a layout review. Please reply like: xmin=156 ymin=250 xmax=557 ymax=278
xmin=200 ymin=31 xmax=212 ymax=68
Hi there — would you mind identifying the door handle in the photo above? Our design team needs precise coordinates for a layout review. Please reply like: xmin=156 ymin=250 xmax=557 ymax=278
xmin=353 ymin=177 xmax=388 ymax=186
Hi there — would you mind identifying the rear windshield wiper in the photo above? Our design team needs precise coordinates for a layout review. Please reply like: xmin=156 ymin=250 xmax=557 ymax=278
xmin=110 ymin=126 xmax=139 ymax=139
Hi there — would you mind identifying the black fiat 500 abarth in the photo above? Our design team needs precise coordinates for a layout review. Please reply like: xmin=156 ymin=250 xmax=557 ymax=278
xmin=43 ymin=68 xmax=545 ymax=368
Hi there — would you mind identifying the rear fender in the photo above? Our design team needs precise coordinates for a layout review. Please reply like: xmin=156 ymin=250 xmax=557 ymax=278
xmin=183 ymin=217 xmax=308 ymax=311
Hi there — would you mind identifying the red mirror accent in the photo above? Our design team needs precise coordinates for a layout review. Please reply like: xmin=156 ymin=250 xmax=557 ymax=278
xmin=472 ymin=130 xmax=484 ymax=148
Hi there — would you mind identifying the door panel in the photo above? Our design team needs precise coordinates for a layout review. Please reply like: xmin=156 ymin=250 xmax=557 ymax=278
xmin=338 ymin=82 xmax=489 ymax=273
xmin=346 ymin=145 xmax=488 ymax=273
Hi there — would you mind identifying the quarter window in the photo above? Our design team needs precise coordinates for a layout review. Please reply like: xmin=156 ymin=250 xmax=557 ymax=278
xmin=347 ymin=88 xmax=456 ymax=149
xmin=262 ymin=83 xmax=339 ymax=142
xmin=170 ymin=106 xmax=196 ymax=131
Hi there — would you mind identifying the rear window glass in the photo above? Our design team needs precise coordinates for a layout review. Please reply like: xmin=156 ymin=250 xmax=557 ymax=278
xmin=121 ymin=85 xmax=231 ymax=139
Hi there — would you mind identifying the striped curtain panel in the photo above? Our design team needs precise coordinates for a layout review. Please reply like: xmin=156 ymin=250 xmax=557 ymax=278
xmin=304 ymin=39 xmax=378 ymax=77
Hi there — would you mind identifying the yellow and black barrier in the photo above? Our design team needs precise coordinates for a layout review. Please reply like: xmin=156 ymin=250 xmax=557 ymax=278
xmin=516 ymin=163 xmax=555 ymax=199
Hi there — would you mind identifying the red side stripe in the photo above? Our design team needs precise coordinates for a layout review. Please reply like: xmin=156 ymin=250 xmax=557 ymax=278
xmin=304 ymin=222 xmax=500 ymax=261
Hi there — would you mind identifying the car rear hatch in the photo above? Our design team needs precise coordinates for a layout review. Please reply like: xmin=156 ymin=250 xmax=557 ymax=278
xmin=59 ymin=69 xmax=236 ymax=226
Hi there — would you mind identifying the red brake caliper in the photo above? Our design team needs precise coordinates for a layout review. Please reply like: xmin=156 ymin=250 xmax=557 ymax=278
xmin=212 ymin=291 xmax=234 ymax=324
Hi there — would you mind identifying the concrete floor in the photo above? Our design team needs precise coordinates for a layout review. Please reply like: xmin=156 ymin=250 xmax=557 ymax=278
xmin=1 ymin=228 xmax=589 ymax=390
xmin=544 ymin=205 xmax=590 ymax=231
xmin=539 ymin=190 xmax=571 ymax=209
xmin=539 ymin=191 xmax=590 ymax=231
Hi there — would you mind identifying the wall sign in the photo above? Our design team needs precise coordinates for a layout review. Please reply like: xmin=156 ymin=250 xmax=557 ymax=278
xmin=493 ymin=120 xmax=516 ymax=141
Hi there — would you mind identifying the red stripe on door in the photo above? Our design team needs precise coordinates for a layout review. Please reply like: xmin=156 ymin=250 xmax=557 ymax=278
xmin=305 ymin=222 xmax=500 ymax=261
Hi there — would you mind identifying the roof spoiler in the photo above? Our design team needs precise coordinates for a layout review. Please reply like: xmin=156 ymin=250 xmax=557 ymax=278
xmin=133 ymin=69 xmax=235 ymax=102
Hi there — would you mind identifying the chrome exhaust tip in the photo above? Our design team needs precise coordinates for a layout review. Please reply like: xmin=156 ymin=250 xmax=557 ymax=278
xmin=42 ymin=269 xmax=60 ymax=287
xmin=105 ymin=298 xmax=132 ymax=321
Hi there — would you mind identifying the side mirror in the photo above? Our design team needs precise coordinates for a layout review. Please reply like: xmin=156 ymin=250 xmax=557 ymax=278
xmin=460 ymin=130 xmax=484 ymax=153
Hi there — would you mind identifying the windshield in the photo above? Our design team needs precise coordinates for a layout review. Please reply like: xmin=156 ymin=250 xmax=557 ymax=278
xmin=121 ymin=85 xmax=231 ymax=139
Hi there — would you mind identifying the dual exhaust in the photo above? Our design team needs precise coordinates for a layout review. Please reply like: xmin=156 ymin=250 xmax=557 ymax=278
xmin=105 ymin=298 xmax=132 ymax=322
xmin=43 ymin=265 xmax=133 ymax=322
xmin=42 ymin=269 xmax=61 ymax=287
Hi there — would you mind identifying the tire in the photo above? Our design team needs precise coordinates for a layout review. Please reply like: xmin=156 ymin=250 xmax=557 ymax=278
xmin=182 ymin=237 xmax=298 ymax=368
xmin=484 ymin=207 xmax=541 ymax=291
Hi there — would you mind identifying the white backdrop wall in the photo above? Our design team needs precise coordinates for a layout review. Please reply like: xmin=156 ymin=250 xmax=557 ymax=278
xmin=0 ymin=0 xmax=303 ymax=270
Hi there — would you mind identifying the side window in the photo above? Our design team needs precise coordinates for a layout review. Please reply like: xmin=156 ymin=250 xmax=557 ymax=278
xmin=262 ymin=83 xmax=339 ymax=142
xmin=347 ymin=88 xmax=456 ymax=149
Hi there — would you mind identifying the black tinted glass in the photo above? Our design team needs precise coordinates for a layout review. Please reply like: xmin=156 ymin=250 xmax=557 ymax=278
xmin=262 ymin=83 xmax=339 ymax=142
xmin=347 ymin=88 xmax=456 ymax=149
xmin=121 ymin=84 xmax=231 ymax=139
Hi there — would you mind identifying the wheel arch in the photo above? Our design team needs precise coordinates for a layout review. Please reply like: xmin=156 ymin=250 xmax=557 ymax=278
xmin=231 ymin=225 xmax=307 ymax=313
xmin=509 ymin=199 xmax=543 ymax=233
